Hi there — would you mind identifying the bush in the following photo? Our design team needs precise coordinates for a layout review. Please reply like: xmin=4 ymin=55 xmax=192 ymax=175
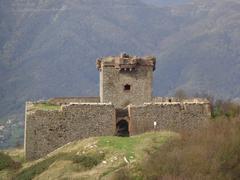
xmin=72 ymin=153 xmax=105 ymax=169
xmin=0 ymin=152 xmax=21 ymax=170
xmin=193 ymin=92 xmax=240 ymax=118
xmin=212 ymin=100 xmax=240 ymax=118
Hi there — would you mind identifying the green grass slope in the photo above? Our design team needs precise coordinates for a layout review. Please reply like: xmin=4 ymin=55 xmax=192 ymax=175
xmin=0 ymin=132 xmax=176 ymax=180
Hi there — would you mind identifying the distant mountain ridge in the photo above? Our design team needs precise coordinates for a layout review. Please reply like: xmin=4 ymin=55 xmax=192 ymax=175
xmin=0 ymin=0 xmax=240 ymax=147
xmin=141 ymin=0 xmax=188 ymax=6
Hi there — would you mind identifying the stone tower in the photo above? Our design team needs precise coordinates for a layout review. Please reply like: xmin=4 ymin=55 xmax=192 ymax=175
xmin=97 ymin=53 xmax=156 ymax=108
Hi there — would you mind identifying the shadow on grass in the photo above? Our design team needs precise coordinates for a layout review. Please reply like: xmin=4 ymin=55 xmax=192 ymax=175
xmin=16 ymin=152 xmax=105 ymax=180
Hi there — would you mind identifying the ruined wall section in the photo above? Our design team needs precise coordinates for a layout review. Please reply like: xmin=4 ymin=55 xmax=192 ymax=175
xmin=48 ymin=97 xmax=100 ymax=105
xmin=129 ymin=102 xmax=211 ymax=135
xmin=152 ymin=97 xmax=181 ymax=103
xmin=24 ymin=103 xmax=115 ymax=160
xmin=100 ymin=66 xmax=153 ymax=108
xmin=152 ymin=97 xmax=209 ymax=103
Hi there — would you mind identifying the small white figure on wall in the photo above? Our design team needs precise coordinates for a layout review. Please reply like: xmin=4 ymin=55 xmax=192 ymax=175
xmin=154 ymin=121 xmax=157 ymax=130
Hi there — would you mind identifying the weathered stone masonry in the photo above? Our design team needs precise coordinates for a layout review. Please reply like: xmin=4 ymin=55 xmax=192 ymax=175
xmin=129 ymin=102 xmax=211 ymax=135
xmin=98 ymin=54 xmax=155 ymax=108
xmin=25 ymin=103 xmax=115 ymax=160
xmin=25 ymin=53 xmax=211 ymax=160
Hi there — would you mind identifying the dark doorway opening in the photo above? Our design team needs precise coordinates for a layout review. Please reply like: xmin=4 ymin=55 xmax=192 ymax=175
xmin=116 ymin=120 xmax=129 ymax=137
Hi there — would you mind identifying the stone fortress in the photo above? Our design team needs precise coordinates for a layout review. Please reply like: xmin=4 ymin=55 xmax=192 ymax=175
xmin=24 ymin=54 xmax=211 ymax=160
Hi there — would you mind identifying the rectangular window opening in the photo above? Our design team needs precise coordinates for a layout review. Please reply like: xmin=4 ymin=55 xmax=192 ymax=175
xmin=124 ymin=84 xmax=131 ymax=91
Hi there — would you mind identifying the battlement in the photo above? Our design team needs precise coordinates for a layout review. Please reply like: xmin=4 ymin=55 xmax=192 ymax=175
xmin=96 ymin=53 xmax=156 ymax=71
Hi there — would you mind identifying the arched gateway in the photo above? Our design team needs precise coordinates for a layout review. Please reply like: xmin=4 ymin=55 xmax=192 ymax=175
xmin=116 ymin=119 xmax=129 ymax=137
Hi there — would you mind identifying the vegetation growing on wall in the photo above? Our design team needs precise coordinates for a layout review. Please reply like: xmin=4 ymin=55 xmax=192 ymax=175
xmin=33 ymin=102 xmax=61 ymax=111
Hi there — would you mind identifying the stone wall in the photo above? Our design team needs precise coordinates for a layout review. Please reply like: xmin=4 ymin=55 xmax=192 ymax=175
xmin=128 ymin=102 xmax=211 ymax=135
xmin=100 ymin=66 xmax=153 ymax=108
xmin=24 ymin=103 xmax=115 ymax=160
xmin=48 ymin=97 xmax=100 ymax=105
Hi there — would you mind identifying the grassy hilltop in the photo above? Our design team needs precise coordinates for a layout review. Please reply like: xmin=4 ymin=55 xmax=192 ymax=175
xmin=0 ymin=132 xmax=176 ymax=179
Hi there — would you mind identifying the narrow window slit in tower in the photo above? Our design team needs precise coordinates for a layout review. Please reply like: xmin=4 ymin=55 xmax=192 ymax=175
xmin=124 ymin=84 xmax=131 ymax=91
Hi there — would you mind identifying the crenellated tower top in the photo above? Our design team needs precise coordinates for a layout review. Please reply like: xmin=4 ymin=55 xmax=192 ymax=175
xmin=97 ymin=53 xmax=156 ymax=71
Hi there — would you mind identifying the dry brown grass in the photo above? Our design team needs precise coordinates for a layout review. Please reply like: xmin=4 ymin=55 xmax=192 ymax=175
xmin=139 ymin=117 xmax=240 ymax=180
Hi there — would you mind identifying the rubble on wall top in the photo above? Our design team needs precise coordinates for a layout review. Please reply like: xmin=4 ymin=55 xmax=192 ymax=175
xmin=96 ymin=53 xmax=156 ymax=71
xmin=125 ymin=98 xmax=210 ymax=108
xmin=63 ymin=102 xmax=113 ymax=107
xmin=144 ymin=102 xmax=209 ymax=105
xmin=152 ymin=97 xmax=210 ymax=103
xmin=127 ymin=101 xmax=210 ymax=108
xmin=147 ymin=100 xmax=209 ymax=105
